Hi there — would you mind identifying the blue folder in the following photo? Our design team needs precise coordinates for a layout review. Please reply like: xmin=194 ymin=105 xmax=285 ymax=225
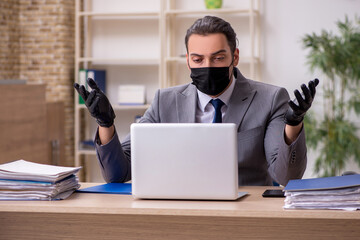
xmin=76 ymin=183 xmax=132 ymax=195
xmin=284 ymin=174 xmax=360 ymax=191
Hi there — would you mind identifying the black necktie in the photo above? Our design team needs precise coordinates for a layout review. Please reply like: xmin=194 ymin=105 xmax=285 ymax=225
xmin=210 ymin=99 xmax=224 ymax=123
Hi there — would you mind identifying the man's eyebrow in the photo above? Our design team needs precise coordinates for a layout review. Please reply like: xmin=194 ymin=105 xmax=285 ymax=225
xmin=211 ymin=49 xmax=227 ymax=55
xmin=189 ymin=49 xmax=227 ymax=57
xmin=189 ymin=53 xmax=203 ymax=57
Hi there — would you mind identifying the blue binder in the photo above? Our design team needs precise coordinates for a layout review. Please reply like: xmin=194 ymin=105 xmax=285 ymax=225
xmin=76 ymin=183 xmax=132 ymax=195
xmin=87 ymin=69 xmax=106 ymax=93
xmin=284 ymin=174 xmax=360 ymax=191
xmin=78 ymin=69 xmax=106 ymax=104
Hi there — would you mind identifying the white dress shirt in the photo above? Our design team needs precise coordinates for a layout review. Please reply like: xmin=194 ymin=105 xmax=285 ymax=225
xmin=195 ymin=76 xmax=236 ymax=123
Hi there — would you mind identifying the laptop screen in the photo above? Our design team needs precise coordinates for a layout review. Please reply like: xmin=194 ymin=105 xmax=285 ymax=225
xmin=131 ymin=123 xmax=239 ymax=200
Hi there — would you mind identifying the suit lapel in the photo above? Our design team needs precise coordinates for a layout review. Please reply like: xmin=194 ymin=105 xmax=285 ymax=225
xmin=176 ymin=84 xmax=197 ymax=123
xmin=223 ymin=70 xmax=257 ymax=130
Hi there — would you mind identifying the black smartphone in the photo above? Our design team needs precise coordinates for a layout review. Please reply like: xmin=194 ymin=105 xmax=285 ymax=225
xmin=262 ymin=189 xmax=285 ymax=198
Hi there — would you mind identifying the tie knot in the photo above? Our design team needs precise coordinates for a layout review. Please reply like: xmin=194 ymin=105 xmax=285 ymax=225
xmin=210 ymin=98 xmax=224 ymax=111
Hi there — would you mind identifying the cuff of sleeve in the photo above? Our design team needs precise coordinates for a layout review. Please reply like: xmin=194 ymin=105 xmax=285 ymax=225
xmin=94 ymin=126 xmax=120 ymax=151
xmin=94 ymin=126 xmax=126 ymax=183
xmin=282 ymin=124 xmax=305 ymax=148
xmin=280 ymin=125 xmax=306 ymax=166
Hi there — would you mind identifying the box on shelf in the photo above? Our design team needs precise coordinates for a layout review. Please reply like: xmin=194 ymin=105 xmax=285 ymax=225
xmin=118 ymin=85 xmax=145 ymax=105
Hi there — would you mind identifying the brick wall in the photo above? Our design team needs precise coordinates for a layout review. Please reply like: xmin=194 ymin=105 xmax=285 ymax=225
xmin=0 ymin=0 xmax=75 ymax=166
xmin=0 ymin=0 xmax=21 ymax=79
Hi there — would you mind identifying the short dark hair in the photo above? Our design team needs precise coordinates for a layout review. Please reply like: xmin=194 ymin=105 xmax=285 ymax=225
xmin=185 ymin=16 xmax=237 ymax=55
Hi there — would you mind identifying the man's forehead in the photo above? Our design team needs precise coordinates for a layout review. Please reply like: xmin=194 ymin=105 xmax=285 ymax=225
xmin=187 ymin=33 xmax=230 ymax=55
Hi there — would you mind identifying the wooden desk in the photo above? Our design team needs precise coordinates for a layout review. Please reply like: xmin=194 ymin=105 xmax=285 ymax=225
xmin=0 ymin=184 xmax=359 ymax=240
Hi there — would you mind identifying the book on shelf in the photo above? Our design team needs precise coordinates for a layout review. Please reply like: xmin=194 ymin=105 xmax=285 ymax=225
xmin=0 ymin=159 xmax=82 ymax=200
xmin=78 ymin=69 xmax=86 ymax=104
xmin=78 ymin=69 xmax=106 ymax=104
xmin=79 ymin=140 xmax=95 ymax=150
xmin=135 ymin=115 xmax=142 ymax=123
xmin=283 ymin=174 xmax=360 ymax=211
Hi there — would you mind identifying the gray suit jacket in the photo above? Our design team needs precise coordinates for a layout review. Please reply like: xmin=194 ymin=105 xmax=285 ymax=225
xmin=95 ymin=69 xmax=307 ymax=186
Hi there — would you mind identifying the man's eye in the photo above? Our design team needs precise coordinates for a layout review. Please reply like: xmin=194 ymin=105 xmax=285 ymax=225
xmin=193 ymin=58 xmax=202 ymax=63
xmin=214 ymin=56 xmax=225 ymax=61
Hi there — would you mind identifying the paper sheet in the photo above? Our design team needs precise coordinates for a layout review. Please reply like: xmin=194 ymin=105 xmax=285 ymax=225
xmin=0 ymin=160 xmax=81 ymax=183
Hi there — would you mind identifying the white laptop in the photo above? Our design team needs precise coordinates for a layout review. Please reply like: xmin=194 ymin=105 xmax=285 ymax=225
xmin=131 ymin=123 xmax=246 ymax=200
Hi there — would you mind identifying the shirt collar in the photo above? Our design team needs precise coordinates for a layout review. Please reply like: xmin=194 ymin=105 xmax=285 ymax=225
xmin=197 ymin=75 xmax=236 ymax=112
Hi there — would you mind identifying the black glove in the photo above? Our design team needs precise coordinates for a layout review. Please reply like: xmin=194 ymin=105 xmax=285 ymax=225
xmin=284 ymin=78 xmax=319 ymax=126
xmin=74 ymin=78 xmax=115 ymax=128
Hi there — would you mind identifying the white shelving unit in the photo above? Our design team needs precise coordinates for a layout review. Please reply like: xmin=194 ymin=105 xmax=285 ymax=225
xmin=74 ymin=0 xmax=261 ymax=181
xmin=162 ymin=0 xmax=261 ymax=87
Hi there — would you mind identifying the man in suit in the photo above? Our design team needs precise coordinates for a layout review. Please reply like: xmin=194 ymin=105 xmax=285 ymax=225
xmin=74 ymin=16 xmax=318 ymax=186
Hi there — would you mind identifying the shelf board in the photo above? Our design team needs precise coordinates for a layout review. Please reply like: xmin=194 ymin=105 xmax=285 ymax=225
xmin=113 ymin=104 xmax=151 ymax=110
xmin=77 ymin=104 xmax=150 ymax=111
xmin=77 ymin=149 xmax=96 ymax=155
xmin=166 ymin=57 xmax=187 ymax=63
xmin=165 ymin=8 xmax=259 ymax=16
xmin=78 ymin=11 xmax=160 ymax=17
xmin=78 ymin=58 xmax=159 ymax=66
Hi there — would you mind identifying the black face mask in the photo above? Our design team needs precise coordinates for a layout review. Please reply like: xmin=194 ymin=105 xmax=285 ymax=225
xmin=190 ymin=62 xmax=233 ymax=96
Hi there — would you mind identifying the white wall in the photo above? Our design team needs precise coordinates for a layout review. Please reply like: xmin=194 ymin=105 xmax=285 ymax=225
xmin=261 ymin=0 xmax=360 ymax=178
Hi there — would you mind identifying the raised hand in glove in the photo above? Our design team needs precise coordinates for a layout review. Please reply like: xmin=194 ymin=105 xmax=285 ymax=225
xmin=74 ymin=78 xmax=115 ymax=128
xmin=284 ymin=78 xmax=319 ymax=126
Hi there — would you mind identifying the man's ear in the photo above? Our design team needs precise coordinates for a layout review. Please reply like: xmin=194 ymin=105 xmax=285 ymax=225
xmin=186 ymin=53 xmax=190 ymax=70
xmin=233 ymin=48 xmax=240 ymax=66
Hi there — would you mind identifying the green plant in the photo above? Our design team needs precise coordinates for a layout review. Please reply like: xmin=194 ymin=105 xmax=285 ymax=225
xmin=302 ymin=16 xmax=360 ymax=177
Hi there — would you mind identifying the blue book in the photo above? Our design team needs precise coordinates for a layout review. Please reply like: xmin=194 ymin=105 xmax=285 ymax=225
xmin=284 ymin=174 xmax=360 ymax=191
xmin=76 ymin=183 xmax=131 ymax=195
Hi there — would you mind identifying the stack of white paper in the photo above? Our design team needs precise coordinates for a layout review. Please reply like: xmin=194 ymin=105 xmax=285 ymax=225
xmin=284 ymin=175 xmax=360 ymax=211
xmin=0 ymin=160 xmax=81 ymax=200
